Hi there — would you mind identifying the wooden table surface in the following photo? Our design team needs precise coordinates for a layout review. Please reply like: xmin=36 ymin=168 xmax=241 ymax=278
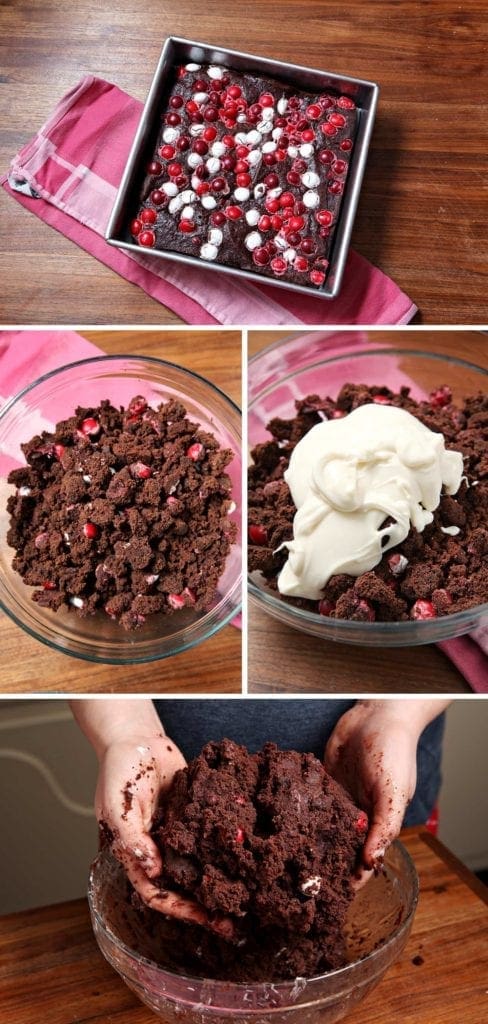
xmin=0 ymin=329 xmax=242 ymax=694
xmin=248 ymin=328 xmax=486 ymax=695
xmin=0 ymin=828 xmax=486 ymax=1023
xmin=1 ymin=0 xmax=487 ymax=325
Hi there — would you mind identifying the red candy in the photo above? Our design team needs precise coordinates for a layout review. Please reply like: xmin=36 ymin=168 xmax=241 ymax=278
xmin=259 ymin=93 xmax=274 ymax=107
xmin=178 ymin=219 xmax=195 ymax=232
xmin=430 ymin=385 xmax=452 ymax=407
xmin=338 ymin=95 xmax=356 ymax=109
xmin=264 ymin=172 xmax=279 ymax=188
xmin=253 ymin=247 xmax=270 ymax=266
xmin=147 ymin=160 xmax=162 ymax=175
xmin=225 ymin=205 xmax=243 ymax=220
xmin=128 ymin=396 xmax=147 ymax=417
xmin=249 ymin=524 xmax=268 ymax=544
xmin=411 ymin=600 xmax=437 ymax=621
xmin=150 ymin=190 xmax=166 ymax=205
xmin=355 ymin=811 xmax=368 ymax=832
xmin=258 ymin=215 xmax=272 ymax=231
xmin=130 ymin=218 xmax=142 ymax=235
xmin=306 ymin=103 xmax=322 ymax=119
xmin=316 ymin=209 xmax=333 ymax=225
xmin=270 ymin=256 xmax=287 ymax=276
xmin=140 ymin=208 xmax=156 ymax=224
xmin=83 ymin=522 xmax=98 ymax=539
xmin=310 ymin=269 xmax=326 ymax=286
xmin=186 ymin=442 xmax=204 ymax=461
xmin=234 ymin=828 xmax=246 ymax=844
xmin=167 ymin=162 xmax=183 ymax=177
xmin=203 ymin=125 xmax=218 ymax=141
xmin=328 ymin=112 xmax=347 ymax=127
xmin=80 ymin=417 xmax=100 ymax=436
xmin=138 ymin=230 xmax=155 ymax=247
xmin=130 ymin=461 xmax=152 ymax=479
xmin=160 ymin=144 xmax=176 ymax=159
xmin=318 ymin=598 xmax=336 ymax=616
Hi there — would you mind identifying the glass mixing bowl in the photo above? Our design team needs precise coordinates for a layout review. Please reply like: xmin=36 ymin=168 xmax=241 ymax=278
xmin=88 ymin=840 xmax=418 ymax=1024
xmin=248 ymin=335 xmax=487 ymax=647
xmin=0 ymin=355 xmax=241 ymax=664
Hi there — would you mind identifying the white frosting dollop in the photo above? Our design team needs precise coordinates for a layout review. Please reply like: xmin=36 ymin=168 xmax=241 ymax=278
xmin=277 ymin=405 xmax=463 ymax=600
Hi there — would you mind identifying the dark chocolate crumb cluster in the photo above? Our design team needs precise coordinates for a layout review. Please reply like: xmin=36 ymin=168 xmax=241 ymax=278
xmin=131 ymin=61 xmax=357 ymax=288
xmin=144 ymin=739 xmax=367 ymax=981
xmin=248 ymin=384 xmax=487 ymax=622
xmin=7 ymin=395 xmax=237 ymax=630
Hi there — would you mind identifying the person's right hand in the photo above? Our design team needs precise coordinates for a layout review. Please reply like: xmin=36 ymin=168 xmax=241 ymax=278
xmin=95 ymin=733 xmax=232 ymax=937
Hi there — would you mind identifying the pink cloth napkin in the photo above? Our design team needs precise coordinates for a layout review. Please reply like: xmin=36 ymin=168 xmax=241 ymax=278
xmin=1 ymin=76 xmax=417 ymax=326
xmin=0 ymin=330 xmax=241 ymax=630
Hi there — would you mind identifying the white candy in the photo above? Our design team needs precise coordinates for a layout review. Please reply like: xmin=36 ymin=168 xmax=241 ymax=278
xmin=227 ymin=501 xmax=237 ymax=514
xmin=274 ymin=234 xmax=288 ymax=250
xmin=237 ymin=112 xmax=247 ymax=123
xmin=70 ymin=596 xmax=84 ymax=609
xmin=303 ymin=189 xmax=320 ymax=208
xmin=190 ymin=123 xmax=205 ymax=136
xmin=262 ymin=140 xmax=277 ymax=153
xmin=180 ymin=190 xmax=196 ymax=203
xmin=206 ymin=156 xmax=221 ymax=174
xmin=235 ymin=132 xmax=248 ymax=145
xmin=257 ymin=119 xmax=272 ymax=133
xmin=234 ymin=186 xmax=250 ymax=201
xmin=208 ymin=65 xmax=224 ymax=79
xmin=284 ymin=248 xmax=297 ymax=262
xmin=187 ymin=152 xmax=203 ymax=168
xmin=277 ymin=97 xmax=288 ymax=114
xmin=181 ymin=205 xmax=194 ymax=219
xmin=267 ymin=186 xmax=282 ymax=199
xmin=272 ymin=127 xmax=284 ymax=140
xmin=193 ymin=91 xmax=209 ymax=103
xmin=201 ymin=194 xmax=217 ymax=209
xmin=301 ymin=171 xmax=320 ymax=188
xmin=247 ymin=129 xmax=262 ymax=145
xmin=245 ymin=208 xmax=260 ymax=226
xmin=18 ymin=486 xmax=31 ymax=496
xmin=209 ymin=228 xmax=223 ymax=245
xmin=168 ymin=195 xmax=184 ymax=214
xmin=162 ymin=182 xmax=178 ymax=197
xmin=254 ymin=183 xmax=266 ymax=198
xmin=82 ymin=474 xmax=91 ymax=483
xmin=211 ymin=141 xmax=226 ymax=157
xmin=191 ymin=174 xmax=201 ymax=190
xmin=287 ymin=145 xmax=298 ymax=158
xmin=200 ymin=243 xmax=218 ymax=260
xmin=162 ymin=126 xmax=179 ymax=143
xmin=300 ymin=143 xmax=314 ymax=158
xmin=262 ymin=106 xmax=274 ymax=120
xmin=245 ymin=231 xmax=262 ymax=251
xmin=185 ymin=63 xmax=201 ymax=71
xmin=247 ymin=149 xmax=262 ymax=166
xmin=301 ymin=876 xmax=321 ymax=896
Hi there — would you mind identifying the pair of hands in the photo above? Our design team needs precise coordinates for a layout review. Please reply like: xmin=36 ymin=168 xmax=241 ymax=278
xmin=94 ymin=700 xmax=420 ymax=927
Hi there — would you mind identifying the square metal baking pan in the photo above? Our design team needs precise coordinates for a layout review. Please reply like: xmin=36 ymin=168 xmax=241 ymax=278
xmin=105 ymin=37 xmax=379 ymax=301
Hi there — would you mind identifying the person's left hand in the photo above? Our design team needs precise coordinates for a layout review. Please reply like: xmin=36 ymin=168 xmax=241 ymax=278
xmin=324 ymin=701 xmax=418 ymax=886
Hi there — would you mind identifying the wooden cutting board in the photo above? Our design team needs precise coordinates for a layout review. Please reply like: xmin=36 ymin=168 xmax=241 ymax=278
xmin=0 ymin=828 xmax=486 ymax=1023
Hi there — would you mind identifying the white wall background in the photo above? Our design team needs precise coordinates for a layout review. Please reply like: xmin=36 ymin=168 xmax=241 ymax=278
xmin=0 ymin=698 xmax=486 ymax=915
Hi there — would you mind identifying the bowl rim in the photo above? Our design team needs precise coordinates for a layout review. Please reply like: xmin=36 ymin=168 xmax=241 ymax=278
xmin=87 ymin=838 xmax=419 ymax=994
xmin=248 ymin=345 xmax=488 ymax=635
xmin=0 ymin=351 xmax=242 ymax=423
xmin=0 ymin=353 xmax=242 ymax=663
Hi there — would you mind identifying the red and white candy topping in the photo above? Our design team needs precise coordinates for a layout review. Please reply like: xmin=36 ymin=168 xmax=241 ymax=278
xmin=133 ymin=63 xmax=357 ymax=287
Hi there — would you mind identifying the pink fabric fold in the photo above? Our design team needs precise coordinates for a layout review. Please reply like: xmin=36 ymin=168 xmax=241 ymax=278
xmin=2 ymin=75 xmax=417 ymax=326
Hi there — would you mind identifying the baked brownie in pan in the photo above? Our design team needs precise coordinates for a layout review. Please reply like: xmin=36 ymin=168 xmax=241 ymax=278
xmin=7 ymin=395 xmax=236 ymax=631
xmin=248 ymin=384 xmax=487 ymax=622
xmin=106 ymin=38 xmax=378 ymax=299
xmin=131 ymin=62 xmax=357 ymax=290
xmin=131 ymin=739 xmax=368 ymax=982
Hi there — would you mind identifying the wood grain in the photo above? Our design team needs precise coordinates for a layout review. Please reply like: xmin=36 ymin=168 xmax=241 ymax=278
xmin=248 ymin=328 xmax=486 ymax=694
xmin=1 ymin=1 xmax=487 ymax=324
xmin=0 ymin=329 xmax=243 ymax=694
xmin=0 ymin=829 xmax=486 ymax=1023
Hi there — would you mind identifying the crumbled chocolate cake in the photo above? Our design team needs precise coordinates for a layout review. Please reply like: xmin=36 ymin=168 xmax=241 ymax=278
xmin=248 ymin=384 xmax=487 ymax=622
xmin=143 ymin=739 xmax=367 ymax=981
xmin=130 ymin=61 xmax=357 ymax=289
xmin=7 ymin=396 xmax=236 ymax=630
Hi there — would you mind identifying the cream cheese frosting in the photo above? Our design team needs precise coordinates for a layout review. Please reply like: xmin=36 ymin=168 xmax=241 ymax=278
xmin=277 ymin=404 xmax=463 ymax=600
